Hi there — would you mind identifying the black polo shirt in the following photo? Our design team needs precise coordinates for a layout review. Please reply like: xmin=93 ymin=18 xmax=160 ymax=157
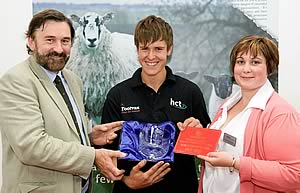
xmin=102 ymin=66 xmax=210 ymax=193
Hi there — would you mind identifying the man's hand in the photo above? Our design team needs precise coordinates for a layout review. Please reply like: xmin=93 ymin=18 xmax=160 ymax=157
xmin=94 ymin=149 xmax=126 ymax=180
xmin=89 ymin=121 xmax=123 ymax=145
xmin=122 ymin=160 xmax=171 ymax=189
xmin=177 ymin=117 xmax=203 ymax=131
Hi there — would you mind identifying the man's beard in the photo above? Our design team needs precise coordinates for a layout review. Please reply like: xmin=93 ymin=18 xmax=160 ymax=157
xmin=35 ymin=51 xmax=69 ymax=72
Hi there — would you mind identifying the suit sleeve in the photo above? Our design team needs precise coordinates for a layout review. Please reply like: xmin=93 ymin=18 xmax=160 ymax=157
xmin=0 ymin=71 xmax=95 ymax=178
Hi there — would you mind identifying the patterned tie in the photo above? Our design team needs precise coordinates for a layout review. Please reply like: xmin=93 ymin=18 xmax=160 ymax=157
xmin=54 ymin=75 xmax=89 ymax=192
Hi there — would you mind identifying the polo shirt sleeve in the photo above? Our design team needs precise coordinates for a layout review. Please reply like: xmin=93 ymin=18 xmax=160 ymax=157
xmin=191 ymin=85 xmax=211 ymax=127
xmin=101 ymin=87 xmax=122 ymax=150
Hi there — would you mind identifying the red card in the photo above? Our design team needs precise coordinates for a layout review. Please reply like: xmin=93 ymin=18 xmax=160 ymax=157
xmin=174 ymin=127 xmax=222 ymax=156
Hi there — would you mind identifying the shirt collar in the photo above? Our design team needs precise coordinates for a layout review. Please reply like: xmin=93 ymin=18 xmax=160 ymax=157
xmin=247 ymin=79 xmax=274 ymax=110
xmin=221 ymin=80 xmax=274 ymax=111
xmin=129 ymin=66 xmax=176 ymax=88
xmin=40 ymin=66 xmax=63 ymax=82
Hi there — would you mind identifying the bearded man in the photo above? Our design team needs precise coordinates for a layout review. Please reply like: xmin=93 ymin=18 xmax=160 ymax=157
xmin=0 ymin=9 xmax=126 ymax=193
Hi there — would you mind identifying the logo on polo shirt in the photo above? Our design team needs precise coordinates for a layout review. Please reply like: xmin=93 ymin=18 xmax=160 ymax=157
xmin=121 ymin=105 xmax=141 ymax=114
xmin=170 ymin=98 xmax=187 ymax=110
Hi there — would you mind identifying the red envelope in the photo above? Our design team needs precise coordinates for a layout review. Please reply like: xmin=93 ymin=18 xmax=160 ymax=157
xmin=174 ymin=127 xmax=222 ymax=156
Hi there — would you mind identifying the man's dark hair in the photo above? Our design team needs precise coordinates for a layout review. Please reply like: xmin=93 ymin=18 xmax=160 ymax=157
xmin=26 ymin=9 xmax=75 ymax=54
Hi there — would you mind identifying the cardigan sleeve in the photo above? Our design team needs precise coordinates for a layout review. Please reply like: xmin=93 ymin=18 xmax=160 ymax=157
xmin=240 ymin=110 xmax=300 ymax=192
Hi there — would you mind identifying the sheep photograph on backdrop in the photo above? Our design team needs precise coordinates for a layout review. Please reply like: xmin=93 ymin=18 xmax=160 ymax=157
xmin=32 ymin=0 xmax=278 ymax=192
xmin=67 ymin=11 xmax=140 ymax=123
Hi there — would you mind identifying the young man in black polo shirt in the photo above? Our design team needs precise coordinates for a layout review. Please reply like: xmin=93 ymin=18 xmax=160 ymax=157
xmin=101 ymin=15 xmax=210 ymax=193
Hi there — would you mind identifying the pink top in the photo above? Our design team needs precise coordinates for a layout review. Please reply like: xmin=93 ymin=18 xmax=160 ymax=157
xmin=198 ymin=92 xmax=300 ymax=193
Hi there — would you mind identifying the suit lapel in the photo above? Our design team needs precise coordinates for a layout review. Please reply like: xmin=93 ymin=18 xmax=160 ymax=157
xmin=27 ymin=56 xmax=79 ymax=136
xmin=63 ymin=70 xmax=90 ymax=144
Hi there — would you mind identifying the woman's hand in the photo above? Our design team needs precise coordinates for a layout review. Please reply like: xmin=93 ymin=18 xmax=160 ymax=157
xmin=197 ymin=151 xmax=237 ymax=168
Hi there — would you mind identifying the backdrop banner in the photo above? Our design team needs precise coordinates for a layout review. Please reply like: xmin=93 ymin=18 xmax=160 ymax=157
xmin=33 ymin=1 xmax=278 ymax=192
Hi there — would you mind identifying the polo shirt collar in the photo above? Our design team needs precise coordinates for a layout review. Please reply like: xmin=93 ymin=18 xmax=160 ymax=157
xmin=129 ymin=66 xmax=176 ymax=88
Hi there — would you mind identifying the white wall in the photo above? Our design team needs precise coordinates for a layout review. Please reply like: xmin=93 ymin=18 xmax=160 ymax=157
xmin=0 ymin=0 xmax=32 ymax=188
xmin=278 ymin=0 xmax=300 ymax=110
xmin=0 ymin=0 xmax=299 ymax=189
xmin=0 ymin=1 xmax=32 ymax=76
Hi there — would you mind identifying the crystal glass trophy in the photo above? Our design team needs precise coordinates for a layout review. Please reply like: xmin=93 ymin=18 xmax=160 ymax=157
xmin=119 ymin=121 xmax=176 ymax=162
xmin=138 ymin=125 xmax=171 ymax=161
